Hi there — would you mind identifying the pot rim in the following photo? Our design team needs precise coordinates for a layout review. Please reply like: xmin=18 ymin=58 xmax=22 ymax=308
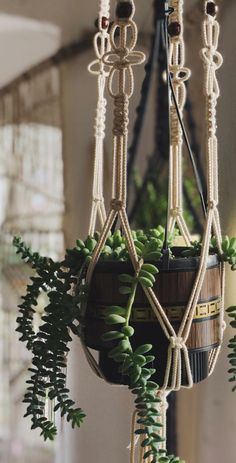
xmin=92 ymin=247 xmax=220 ymax=273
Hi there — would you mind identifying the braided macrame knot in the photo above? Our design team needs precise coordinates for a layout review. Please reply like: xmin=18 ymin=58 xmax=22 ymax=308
xmin=94 ymin=196 xmax=104 ymax=203
xmin=207 ymin=98 xmax=217 ymax=133
xmin=110 ymin=199 xmax=124 ymax=211
xmin=170 ymin=107 xmax=182 ymax=144
xmin=95 ymin=98 xmax=107 ymax=138
xmin=113 ymin=94 xmax=129 ymax=136
xmin=208 ymin=199 xmax=217 ymax=209
xmin=170 ymin=207 xmax=182 ymax=217
xmin=169 ymin=336 xmax=184 ymax=350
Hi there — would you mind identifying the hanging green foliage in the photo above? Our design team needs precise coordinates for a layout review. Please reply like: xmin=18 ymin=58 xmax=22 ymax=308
xmin=13 ymin=228 xmax=236 ymax=461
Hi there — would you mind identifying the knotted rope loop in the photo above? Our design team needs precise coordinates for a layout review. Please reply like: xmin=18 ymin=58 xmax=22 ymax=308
xmin=110 ymin=198 xmax=124 ymax=211
xmin=203 ymin=17 xmax=220 ymax=50
xmin=102 ymin=17 xmax=145 ymax=99
xmin=171 ymin=66 xmax=191 ymax=85
xmin=104 ymin=49 xmax=145 ymax=98
xmin=200 ymin=17 xmax=223 ymax=98
xmin=110 ymin=19 xmax=137 ymax=53
xmin=200 ymin=48 xmax=223 ymax=96
xmin=208 ymin=199 xmax=218 ymax=210
xmin=95 ymin=31 xmax=111 ymax=61
xmin=170 ymin=207 xmax=182 ymax=218
xmin=169 ymin=336 xmax=184 ymax=350
xmin=169 ymin=41 xmax=185 ymax=69
xmin=93 ymin=195 xmax=105 ymax=203
xmin=88 ymin=32 xmax=111 ymax=76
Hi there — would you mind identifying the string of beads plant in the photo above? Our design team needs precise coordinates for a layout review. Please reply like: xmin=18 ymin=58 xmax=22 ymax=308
xmin=14 ymin=229 xmax=236 ymax=449
xmin=12 ymin=0 xmax=236 ymax=462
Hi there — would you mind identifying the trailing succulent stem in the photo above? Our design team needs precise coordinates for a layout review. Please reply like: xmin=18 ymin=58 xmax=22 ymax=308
xmin=103 ymin=263 xmax=184 ymax=463
xmin=14 ymin=226 xmax=236 ymax=460
xmin=14 ymin=227 xmax=169 ymax=440
xmin=14 ymin=237 xmax=86 ymax=440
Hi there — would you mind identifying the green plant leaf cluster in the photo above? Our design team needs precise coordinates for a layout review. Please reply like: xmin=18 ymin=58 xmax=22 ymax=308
xmin=220 ymin=236 xmax=236 ymax=270
xmin=14 ymin=237 xmax=86 ymax=440
xmin=181 ymin=236 xmax=236 ymax=272
xmin=14 ymin=227 xmax=236 ymax=455
xmin=14 ymin=229 xmax=171 ymax=440
xmin=181 ymin=240 xmax=201 ymax=258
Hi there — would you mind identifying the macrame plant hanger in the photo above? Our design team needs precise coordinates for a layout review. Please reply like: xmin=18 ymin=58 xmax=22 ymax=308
xmin=83 ymin=0 xmax=225 ymax=457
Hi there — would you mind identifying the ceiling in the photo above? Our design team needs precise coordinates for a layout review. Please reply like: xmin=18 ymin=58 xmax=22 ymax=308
xmin=0 ymin=0 xmax=197 ymax=88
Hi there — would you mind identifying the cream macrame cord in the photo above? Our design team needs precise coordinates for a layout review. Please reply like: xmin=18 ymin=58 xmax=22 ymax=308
xmin=88 ymin=0 xmax=111 ymax=235
xmin=81 ymin=0 xmax=226 ymax=455
xmin=167 ymin=0 xmax=191 ymax=246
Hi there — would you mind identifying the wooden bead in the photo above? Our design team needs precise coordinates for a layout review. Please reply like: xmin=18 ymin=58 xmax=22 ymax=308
xmin=116 ymin=1 xmax=133 ymax=19
xmin=101 ymin=16 xmax=109 ymax=29
xmin=94 ymin=17 xmax=109 ymax=30
xmin=206 ymin=2 xmax=218 ymax=17
xmin=168 ymin=21 xmax=181 ymax=37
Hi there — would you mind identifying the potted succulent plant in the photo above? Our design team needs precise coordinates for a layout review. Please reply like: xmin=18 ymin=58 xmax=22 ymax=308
xmin=13 ymin=229 xmax=236 ymax=462
xmin=13 ymin=0 xmax=233 ymax=461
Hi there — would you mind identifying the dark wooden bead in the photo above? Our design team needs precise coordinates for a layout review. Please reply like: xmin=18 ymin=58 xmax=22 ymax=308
xmin=116 ymin=1 xmax=133 ymax=19
xmin=168 ymin=21 xmax=181 ymax=37
xmin=94 ymin=17 xmax=109 ymax=30
xmin=206 ymin=2 xmax=218 ymax=17
xmin=101 ymin=16 xmax=109 ymax=29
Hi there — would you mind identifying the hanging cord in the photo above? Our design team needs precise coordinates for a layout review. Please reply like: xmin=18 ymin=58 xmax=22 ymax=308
xmin=88 ymin=0 xmax=111 ymax=235
xmin=166 ymin=0 xmax=192 ymax=245
xmin=199 ymin=0 xmax=226 ymax=370
xmin=82 ymin=8 xmax=225 ymax=460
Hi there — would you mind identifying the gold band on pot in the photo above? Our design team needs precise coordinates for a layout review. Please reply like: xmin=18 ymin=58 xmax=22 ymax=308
xmin=89 ymin=298 xmax=221 ymax=322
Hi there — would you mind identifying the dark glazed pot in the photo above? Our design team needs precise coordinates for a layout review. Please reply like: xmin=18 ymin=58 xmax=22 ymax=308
xmin=82 ymin=248 xmax=222 ymax=386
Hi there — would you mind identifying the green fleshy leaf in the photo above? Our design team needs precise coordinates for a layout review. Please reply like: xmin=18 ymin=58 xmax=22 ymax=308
xmin=105 ymin=314 xmax=126 ymax=325
xmin=101 ymin=331 xmax=125 ymax=341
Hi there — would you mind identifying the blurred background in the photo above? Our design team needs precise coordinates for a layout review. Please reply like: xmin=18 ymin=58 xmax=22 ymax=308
xmin=0 ymin=1 xmax=235 ymax=462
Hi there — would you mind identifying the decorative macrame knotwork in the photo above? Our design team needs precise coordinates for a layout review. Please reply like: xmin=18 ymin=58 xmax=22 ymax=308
xmin=86 ymin=1 xmax=145 ymax=285
xmin=84 ymin=0 xmax=226 ymax=454
xmin=88 ymin=0 xmax=111 ymax=235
